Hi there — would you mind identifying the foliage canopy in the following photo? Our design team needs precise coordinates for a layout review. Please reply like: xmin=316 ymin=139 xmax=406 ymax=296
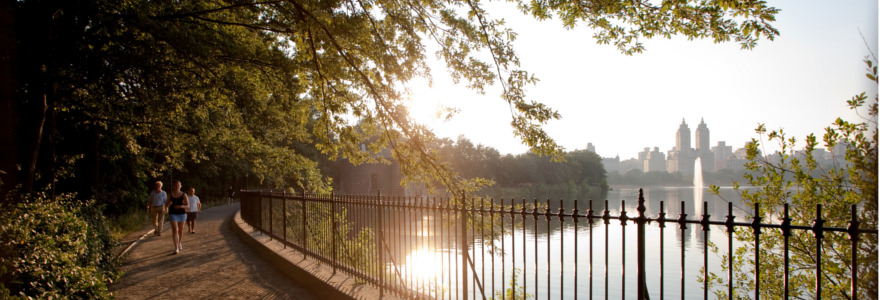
xmin=3 ymin=0 xmax=778 ymax=203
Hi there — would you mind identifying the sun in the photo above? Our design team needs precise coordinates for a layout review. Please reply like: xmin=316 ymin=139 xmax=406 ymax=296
xmin=404 ymin=80 xmax=445 ymax=125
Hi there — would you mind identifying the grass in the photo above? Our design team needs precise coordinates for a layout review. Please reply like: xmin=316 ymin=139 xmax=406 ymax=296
xmin=108 ymin=209 xmax=150 ymax=240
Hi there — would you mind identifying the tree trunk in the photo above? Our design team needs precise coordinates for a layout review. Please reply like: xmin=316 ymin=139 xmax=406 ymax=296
xmin=23 ymin=92 xmax=48 ymax=194
xmin=81 ymin=127 xmax=100 ymax=201
xmin=47 ymin=86 xmax=56 ymax=200
xmin=20 ymin=2 xmax=59 ymax=195
xmin=0 ymin=0 xmax=18 ymax=201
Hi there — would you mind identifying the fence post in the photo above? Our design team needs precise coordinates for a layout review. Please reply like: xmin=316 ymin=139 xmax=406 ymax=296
xmin=751 ymin=203 xmax=762 ymax=300
xmin=332 ymin=192 xmax=337 ymax=275
xmin=283 ymin=191 xmax=287 ymax=249
xmin=378 ymin=191 xmax=385 ymax=297
xmin=637 ymin=188 xmax=647 ymax=300
xmin=269 ymin=191 xmax=274 ymax=241
xmin=302 ymin=190 xmax=307 ymax=253
xmin=257 ymin=191 xmax=264 ymax=235
xmin=813 ymin=204 xmax=825 ymax=299
xmin=847 ymin=205 xmax=860 ymax=300
xmin=241 ymin=191 xmax=247 ymax=224
xmin=460 ymin=199 xmax=469 ymax=300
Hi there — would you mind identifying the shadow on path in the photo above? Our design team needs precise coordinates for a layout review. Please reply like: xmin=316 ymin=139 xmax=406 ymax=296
xmin=111 ymin=204 xmax=316 ymax=299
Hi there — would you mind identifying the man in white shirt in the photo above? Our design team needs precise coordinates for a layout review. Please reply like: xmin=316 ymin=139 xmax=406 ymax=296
xmin=185 ymin=187 xmax=201 ymax=234
xmin=147 ymin=181 xmax=168 ymax=236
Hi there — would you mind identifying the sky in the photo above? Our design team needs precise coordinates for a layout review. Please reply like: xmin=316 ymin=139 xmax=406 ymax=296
xmin=404 ymin=0 xmax=879 ymax=160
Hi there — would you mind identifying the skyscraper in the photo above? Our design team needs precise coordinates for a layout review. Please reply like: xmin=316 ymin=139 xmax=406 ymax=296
xmin=695 ymin=118 xmax=709 ymax=152
xmin=675 ymin=119 xmax=691 ymax=151
xmin=667 ymin=119 xmax=696 ymax=175
xmin=694 ymin=118 xmax=714 ymax=173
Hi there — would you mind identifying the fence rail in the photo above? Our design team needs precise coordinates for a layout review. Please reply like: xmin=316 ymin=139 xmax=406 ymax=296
xmin=240 ymin=189 xmax=877 ymax=299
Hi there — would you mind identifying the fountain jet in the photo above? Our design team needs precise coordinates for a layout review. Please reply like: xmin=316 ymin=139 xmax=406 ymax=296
xmin=694 ymin=156 xmax=703 ymax=216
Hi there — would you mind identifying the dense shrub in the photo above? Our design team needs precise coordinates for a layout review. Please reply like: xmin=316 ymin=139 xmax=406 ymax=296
xmin=0 ymin=192 xmax=118 ymax=298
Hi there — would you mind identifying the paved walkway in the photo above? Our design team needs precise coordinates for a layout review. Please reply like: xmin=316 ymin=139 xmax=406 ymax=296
xmin=111 ymin=204 xmax=316 ymax=299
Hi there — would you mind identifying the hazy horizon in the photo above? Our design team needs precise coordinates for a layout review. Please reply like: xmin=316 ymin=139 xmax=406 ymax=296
xmin=404 ymin=0 xmax=879 ymax=160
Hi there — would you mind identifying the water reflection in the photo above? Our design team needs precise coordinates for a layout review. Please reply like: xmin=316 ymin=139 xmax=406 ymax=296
xmin=401 ymin=247 xmax=444 ymax=296
xmin=383 ymin=187 xmax=751 ymax=299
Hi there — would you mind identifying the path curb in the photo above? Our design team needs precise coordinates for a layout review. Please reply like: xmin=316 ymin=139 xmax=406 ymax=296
xmin=115 ymin=229 xmax=154 ymax=260
xmin=231 ymin=210 xmax=398 ymax=300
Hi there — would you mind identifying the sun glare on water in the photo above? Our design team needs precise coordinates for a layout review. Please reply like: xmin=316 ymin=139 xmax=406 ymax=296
xmin=401 ymin=246 xmax=451 ymax=296
xmin=404 ymin=247 xmax=441 ymax=278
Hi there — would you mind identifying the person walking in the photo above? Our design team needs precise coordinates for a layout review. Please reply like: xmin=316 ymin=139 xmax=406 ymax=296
xmin=226 ymin=186 xmax=235 ymax=205
xmin=185 ymin=187 xmax=201 ymax=234
xmin=147 ymin=181 xmax=168 ymax=236
xmin=165 ymin=180 xmax=189 ymax=254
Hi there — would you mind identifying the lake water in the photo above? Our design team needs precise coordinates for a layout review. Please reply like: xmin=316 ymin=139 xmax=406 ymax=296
xmin=391 ymin=186 xmax=753 ymax=299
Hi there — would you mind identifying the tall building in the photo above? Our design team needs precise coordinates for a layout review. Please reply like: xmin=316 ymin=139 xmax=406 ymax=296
xmin=727 ymin=142 xmax=760 ymax=172
xmin=586 ymin=143 xmax=596 ymax=153
xmin=695 ymin=118 xmax=710 ymax=152
xmin=694 ymin=118 xmax=714 ymax=173
xmin=644 ymin=147 xmax=667 ymax=173
xmin=734 ymin=143 xmax=751 ymax=159
xmin=711 ymin=141 xmax=733 ymax=171
xmin=675 ymin=119 xmax=691 ymax=151
xmin=602 ymin=155 xmax=621 ymax=173
xmin=638 ymin=147 xmax=650 ymax=161
xmin=620 ymin=158 xmax=643 ymax=174
xmin=667 ymin=119 xmax=696 ymax=175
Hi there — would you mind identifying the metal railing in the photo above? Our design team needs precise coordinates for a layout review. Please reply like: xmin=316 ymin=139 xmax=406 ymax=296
xmin=240 ymin=189 xmax=877 ymax=299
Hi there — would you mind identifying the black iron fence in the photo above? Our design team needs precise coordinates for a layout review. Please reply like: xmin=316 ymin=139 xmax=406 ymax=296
xmin=239 ymin=189 xmax=877 ymax=299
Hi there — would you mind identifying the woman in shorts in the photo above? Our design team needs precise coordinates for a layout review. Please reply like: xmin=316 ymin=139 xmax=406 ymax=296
xmin=165 ymin=180 xmax=188 ymax=254
xmin=185 ymin=187 xmax=201 ymax=234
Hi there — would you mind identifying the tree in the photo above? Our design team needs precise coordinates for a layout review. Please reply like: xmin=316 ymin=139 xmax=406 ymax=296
xmin=1 ymin=0 xmax=779 ymax=205
xmin=707 ymin=58 xmax=878 ymax=299
xmin=432 ymin=137 xmax=609 ymax=199
xmin=0 ymin=0 xmax=783 ymax=296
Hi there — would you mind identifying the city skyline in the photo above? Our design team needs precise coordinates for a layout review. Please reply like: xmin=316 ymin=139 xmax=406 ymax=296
xmin=404 ymin=0 xmax=878 ymax=160
xmin=595 ymin=117 xmax=739 ymax=160
xmin=599 ymin=117 xmax=850 ymax=176
xmin=602 ymin=118 xmax=737 ymax=175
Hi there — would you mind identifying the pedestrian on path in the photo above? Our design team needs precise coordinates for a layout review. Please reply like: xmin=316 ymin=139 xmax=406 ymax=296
xmin=185 ymin=187 xmax=201 ymax=234
xmin=147 ymin=181 xmax=167 ymax=236
xmin=226 ymin=186 xmax=235 ymax=205
xmin=111 ymin=204 xmax=317 ymax=299
xmin=165 ymin=180 xmax=188 ymax=254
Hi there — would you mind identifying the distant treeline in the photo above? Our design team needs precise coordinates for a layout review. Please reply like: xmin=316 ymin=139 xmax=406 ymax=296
xmin=431 ymin=136 xmax=609 ymax=200
xmin=606 ymin=168 xmax=746 ymax=187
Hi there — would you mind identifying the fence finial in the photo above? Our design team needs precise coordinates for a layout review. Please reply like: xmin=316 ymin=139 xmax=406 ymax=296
xmin=637 ymin=188 xmax=647 ymax=300
xmin=637 ymin=188 xmax=646 ymax=217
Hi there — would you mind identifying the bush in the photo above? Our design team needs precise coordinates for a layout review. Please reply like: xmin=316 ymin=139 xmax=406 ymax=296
xmin=0 ymin=191 xmax=118 ymax=299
